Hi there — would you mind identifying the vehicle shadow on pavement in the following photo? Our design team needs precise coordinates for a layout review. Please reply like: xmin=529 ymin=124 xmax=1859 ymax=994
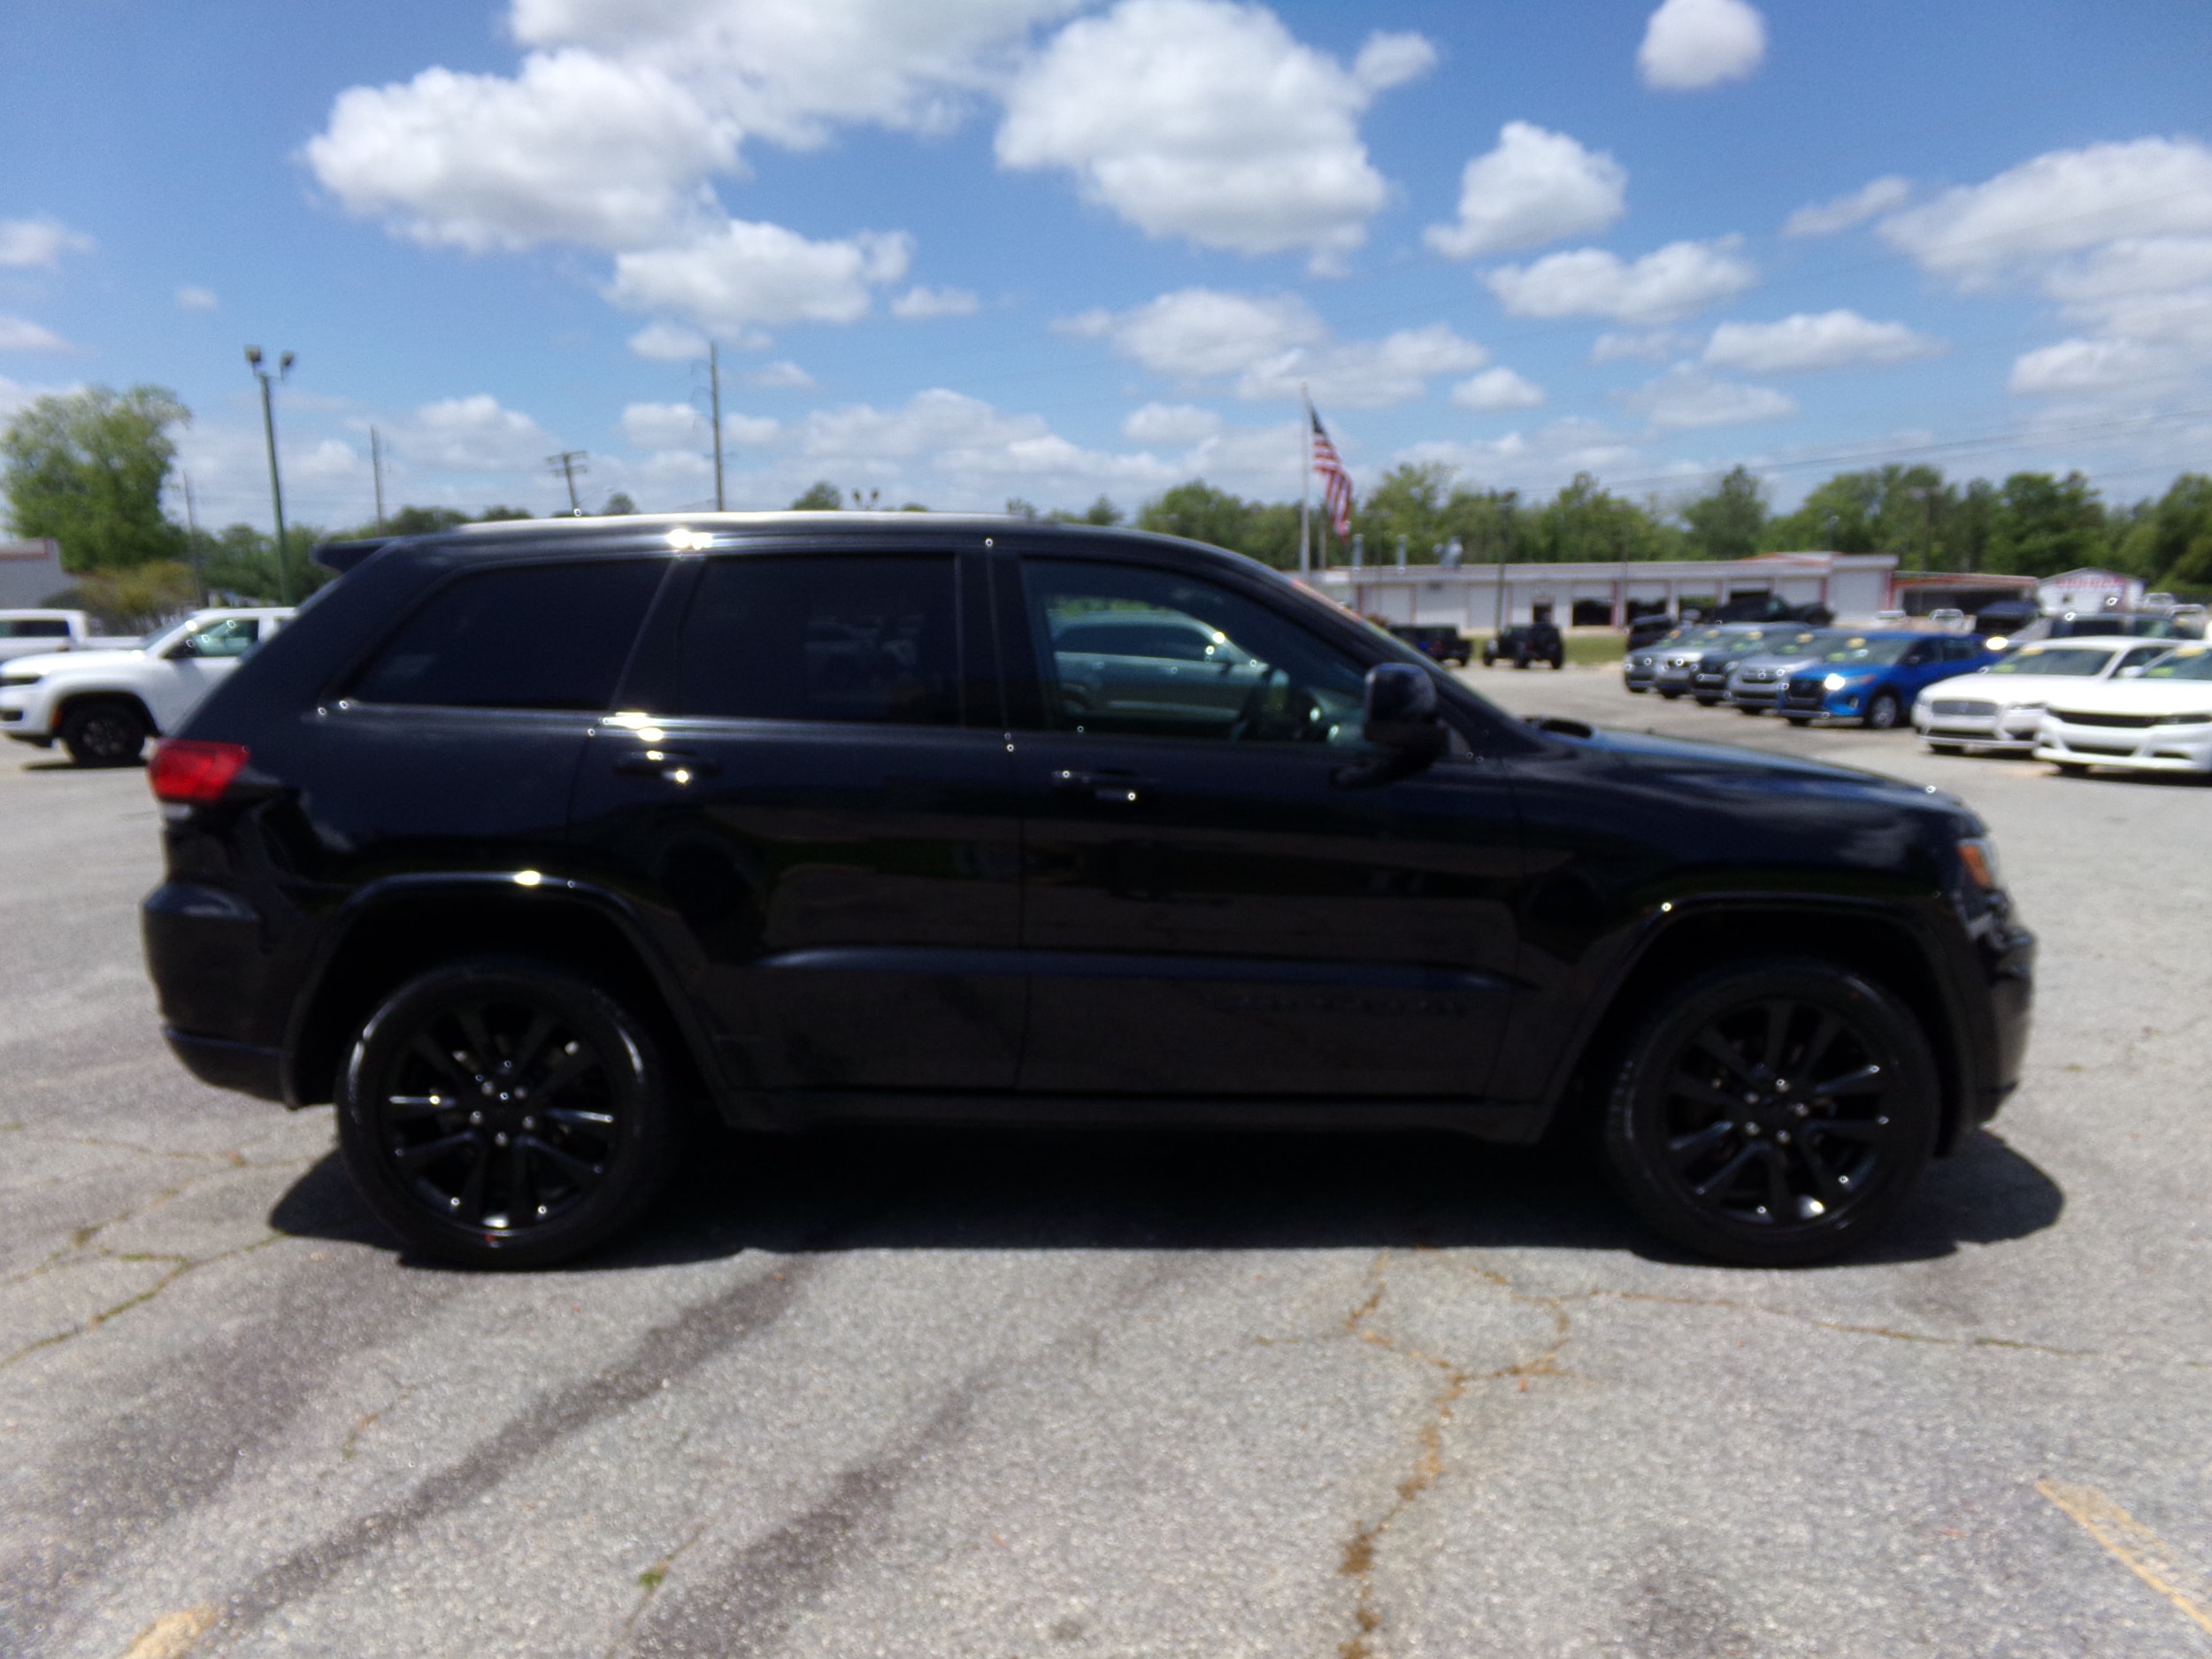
xmin=268 ymin=1125 xmax=2062 ymax=1272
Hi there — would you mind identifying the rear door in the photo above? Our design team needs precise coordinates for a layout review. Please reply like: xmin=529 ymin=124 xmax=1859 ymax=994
xmin=567 ymin=543 xmax=1025 ymax=1094
xmin=1000 ymin=548 xmax=1523 ymax=1099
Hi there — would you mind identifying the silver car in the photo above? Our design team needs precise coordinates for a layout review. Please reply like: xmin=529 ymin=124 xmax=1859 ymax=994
xmin=1725 ymin=630 xmax=1849 ymax=716
xmin=1647 ymin=625 xmax=1737 ymax=699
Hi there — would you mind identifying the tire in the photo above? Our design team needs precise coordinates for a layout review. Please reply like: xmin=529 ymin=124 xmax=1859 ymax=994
xmin=60 ymin=699 xmax=150 ymax=766
xmin=1737 ymin=704 xmax=1764 ymax=716
xmin=1548 ymin=655 xmax=1565 ymax=671
xmin=2054 ymin=762 xmax=2090 ymax=778
xmin=1927 ymin=741 xmax=1963 ymax=756
xmin=1863 ymin=690 xmax=1904 ymax=731
xmin=1513 ymin=651 xmax=1532 ymax=670
xmin=336 ymin=958 xmax=678 ymax=1269
xmin=1658 ymin=689 xmax=1682 ymax=700
xmin=1694 ymin=695 xmax=1722 ymax=707
xmin=1480 ymin=648 xmax=1497 ymax=668
xmin=1786 ymin=715 xmax=1812 ymax=727
xmin=1600 ymin=958 xmax=1939 ymax=1266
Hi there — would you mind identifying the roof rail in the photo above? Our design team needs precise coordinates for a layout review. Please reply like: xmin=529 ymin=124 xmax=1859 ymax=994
xmin=313 ymin=538 xmax=391 ymax=575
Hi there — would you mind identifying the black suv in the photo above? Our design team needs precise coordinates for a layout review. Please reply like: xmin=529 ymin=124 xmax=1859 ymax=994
xmin=142 ymin=517 xmax=2032 ymax=1269
xmin=1480 ymin=621 xmax=1565 ymax=670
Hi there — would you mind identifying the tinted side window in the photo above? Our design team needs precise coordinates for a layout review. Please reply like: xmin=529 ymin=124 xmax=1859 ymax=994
xmin=673 ymin=555 xmax=959 ymax=726
xmin=351 ymin=559 xmax=665 ymax=710
xmin=1022 ymin=558 xmax=1371 ymax=747
xmin=2 ymin=618 xmax=69 ymax=639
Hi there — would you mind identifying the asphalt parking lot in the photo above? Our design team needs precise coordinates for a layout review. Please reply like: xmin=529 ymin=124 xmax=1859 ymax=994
xmin=3 ymin=680 xmax=2208 ymax=1659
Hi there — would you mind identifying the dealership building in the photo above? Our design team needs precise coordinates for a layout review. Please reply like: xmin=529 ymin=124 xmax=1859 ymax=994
xmin=1313 ymin=550 xmax=1901 ymax=631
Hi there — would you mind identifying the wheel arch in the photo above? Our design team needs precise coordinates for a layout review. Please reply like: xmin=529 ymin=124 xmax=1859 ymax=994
xmin=283 ymin=877 xmax=725 ymax=1119
xmin=58 ymin=687 xmax=159 ymax=734
xmin=1549 ymin=901 xmax=1976 ymax=1156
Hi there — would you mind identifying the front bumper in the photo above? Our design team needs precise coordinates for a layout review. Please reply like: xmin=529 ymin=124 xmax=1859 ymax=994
xmin=2035 ymin=716 xmax=2212 ymax=773
xmin=0 ymin=686 xmax=53 ymax=737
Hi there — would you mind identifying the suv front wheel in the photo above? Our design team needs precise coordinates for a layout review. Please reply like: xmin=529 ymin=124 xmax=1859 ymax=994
xmin=336 ymin=959 xmax=678 ymax=1269
xmin=1601 ymin=958 xmax=1939 ymax=1265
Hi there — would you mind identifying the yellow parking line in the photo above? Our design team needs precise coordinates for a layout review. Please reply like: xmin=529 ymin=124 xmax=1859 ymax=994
xmin=116 ymin=1605 xmax=219 ymax=1659
xmin=2038 ymin=1479 xmax=2212 ymax=1637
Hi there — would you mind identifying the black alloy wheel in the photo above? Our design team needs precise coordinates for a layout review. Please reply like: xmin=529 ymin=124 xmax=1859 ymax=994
xmin=60 ymin=700 xmax=149 ymax=766
xmin=1601 ymin=959 xmax=1938 ymax=1265
xmin=1863 ymin=690 xmax=1905 ymax=730
xmin=337 ymin=959 xmax=677 ymax=1268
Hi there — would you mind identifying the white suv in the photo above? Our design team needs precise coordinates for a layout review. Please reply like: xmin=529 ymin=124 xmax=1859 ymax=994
xmin=0 ymin=608 xmax=294 ymax=764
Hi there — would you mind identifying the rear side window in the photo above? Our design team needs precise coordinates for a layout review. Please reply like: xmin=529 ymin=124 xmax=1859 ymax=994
xmin=351 ymin=559 xmax=666 ymax=710
xmin=674 ymin=555 xmax=958 ymax=726
xmin=0 ymin=618 xmax=69 ymax=639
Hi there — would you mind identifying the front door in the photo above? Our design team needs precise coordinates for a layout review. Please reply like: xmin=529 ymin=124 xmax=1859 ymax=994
xmin=1000 ymin=550 xmax=1524 ymax=1098
xmin=568 ymin=545 xmax=1025 ymax=1094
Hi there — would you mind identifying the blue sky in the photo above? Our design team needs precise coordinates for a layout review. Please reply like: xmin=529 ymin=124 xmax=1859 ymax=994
xmin=4 ymin=0 xmax=2210 ymax=533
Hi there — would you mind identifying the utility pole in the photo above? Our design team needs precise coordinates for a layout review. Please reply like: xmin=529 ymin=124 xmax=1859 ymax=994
xmin=709 ymin=341 xmax=726 ymax=511
xmin=245 ymin=347 xmax=296 ymax=603
xmin=547 ymin=450 xmax=588 ymax=515
xmin=1297 ymin=383 xmax=1311 ymax=576
xmin=370 ymin=426 xmax=387 ymax=530
xmin=182 ymin=473 xmax=205 ymax=602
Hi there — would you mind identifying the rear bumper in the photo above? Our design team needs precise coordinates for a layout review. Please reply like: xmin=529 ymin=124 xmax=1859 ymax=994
xmin=163 ymin=1028 xmax=288 ymax=1102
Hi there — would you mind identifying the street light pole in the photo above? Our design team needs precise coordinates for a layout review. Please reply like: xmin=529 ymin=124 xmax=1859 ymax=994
xmin=245 ymin=347 xmax=296 ymax=603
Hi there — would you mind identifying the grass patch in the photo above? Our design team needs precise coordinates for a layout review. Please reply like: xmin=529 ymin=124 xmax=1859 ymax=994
xmin=1464 ymin=633 xmax=1626 ymax=665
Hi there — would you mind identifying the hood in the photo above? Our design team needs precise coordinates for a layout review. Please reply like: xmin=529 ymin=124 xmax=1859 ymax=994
xmin=2046 ymin=677 xmax=2212 ymax=714
xmin=1915 ymin=671 xmax=2090 ymax=704
xmin=1732 ymin=652 xmax=1824 ymax=673
xmin=1 ymin=646 xmax=145 ymax=678
xmin=1568 ymin=721 xmax=1945 ymax=800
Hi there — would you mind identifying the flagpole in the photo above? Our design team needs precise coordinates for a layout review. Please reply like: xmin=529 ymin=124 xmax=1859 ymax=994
xmin=1298 ymin=384 xmax=1311 ymax=577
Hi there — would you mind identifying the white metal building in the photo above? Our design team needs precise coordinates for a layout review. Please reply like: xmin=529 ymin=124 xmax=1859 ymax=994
xmin=0 ymin=540 xmax=67 ymax=609
xmin=1311 ymin=550 xmax=1899 ymax=631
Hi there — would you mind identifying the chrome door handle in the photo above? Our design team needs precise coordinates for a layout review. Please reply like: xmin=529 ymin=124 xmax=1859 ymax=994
xmin=612 ymin=749 xmax=720 ymax=782
xmin=1051 ymin=769 xmax=1148 ymax=804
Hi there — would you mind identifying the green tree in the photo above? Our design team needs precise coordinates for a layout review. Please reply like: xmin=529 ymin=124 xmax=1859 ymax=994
xmin=1985 ymin=472 xmax=2109 ymax=577
xmin=190 ymin=523 xmax=334 ymax=603
xmin=1 ymin=384 xmax=190 ymax=571
xmin=1526 ymin=473 xmax=1679 ymax=563
xmin=1440 ymin=486 xmax=1530 ymax=565
xmin=791 ymin=481 xmax=841 ymax=511
xmin=600 ymin=491 xmax=638 ymax=515
xmin=1138 ymin=480 xmax=1256 ymax=550
xmin=1680 ymin=465 xmax=1767 ymax=561
xmin=2112 ymin=474 xmax=2212 ymax=590
xmin=380 ymin=505 xmax=469 ymax=536
xmin=1050 ymin=495 xmax=1122 ymax=526
xmin=475 ymin=504 xmax=533 ymax=522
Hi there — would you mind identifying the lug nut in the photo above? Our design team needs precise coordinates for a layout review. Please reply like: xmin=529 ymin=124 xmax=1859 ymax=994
xmin=469 ymin=1110 xmax=483 ymax=1125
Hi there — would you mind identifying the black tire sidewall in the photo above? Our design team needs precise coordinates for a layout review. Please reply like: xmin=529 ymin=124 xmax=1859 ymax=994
xmin=62 ymin=702 xmax=148 ymax=766
xmin=336 ymin=958 xmax=675 ymax=1269
xmin=1865 ymin=691 xmax=1903 ymax=730
xmin=1601 ymin=958 xmax=1939 ymax=1266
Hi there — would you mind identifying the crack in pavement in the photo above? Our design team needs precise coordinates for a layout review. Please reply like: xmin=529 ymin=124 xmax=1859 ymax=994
xmin=1333 ymin=1250 xmax=1574 ymax=1659
xmin=1 ymin=1233 xmax=287 ymax=1371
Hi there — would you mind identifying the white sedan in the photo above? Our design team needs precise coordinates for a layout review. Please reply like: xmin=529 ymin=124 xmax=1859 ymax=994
xmin=2035 ymin=641 xmax=2212 ymax=778
xmin=1912 ymin=636 xmax=2174 ymax=755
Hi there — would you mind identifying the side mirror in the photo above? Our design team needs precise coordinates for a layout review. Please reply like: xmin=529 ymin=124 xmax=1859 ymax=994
xmin=1363 ymin=663 xmax=1443 ymax=752
xmin=163 ymin=639 xmax=197 ymax=660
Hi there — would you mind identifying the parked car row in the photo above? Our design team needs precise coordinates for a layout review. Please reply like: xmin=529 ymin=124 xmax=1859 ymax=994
xmin=1624 ymin=619 xmax=2212 ymax=780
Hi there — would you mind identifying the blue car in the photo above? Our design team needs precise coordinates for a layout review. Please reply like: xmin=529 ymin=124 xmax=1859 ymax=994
xmin=1777 ymin=631 xmax=2000 ymax=728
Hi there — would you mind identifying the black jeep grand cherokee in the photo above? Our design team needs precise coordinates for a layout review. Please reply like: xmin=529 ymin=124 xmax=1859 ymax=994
xmin=142 ymin=517 xmax=2032 ymax=1269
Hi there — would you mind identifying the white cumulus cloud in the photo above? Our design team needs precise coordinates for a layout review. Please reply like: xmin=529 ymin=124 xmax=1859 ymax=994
xmin=2007 ymin=338 xmax=2161 ymax=396
xmin=175 ymin=287 xmax=220 ymax=311
xmin=1069 ymin=288 xmax=1486 ymax=407
xmin=890 ymin=285 xmax=980 ymax=319
xmin=997 ymin=0 xmax=1432 ymax=267
xmin=627 ymin=321 xmax=708 ymax=361
xmin=1450 ymin=368 xmax=1545 ymax=412
xmin=741 ymin=358 xmax=815 ymax=389
xmin=1425 ymin=123 xmax=1626 ymax=259
xmin=606 ymin=220 xmax=911 ymax=334
xmin=307 ymin=50 xmax=737 ymax=252
xmin=1783 ymin=176 xmax=1911 ymax=238
xmin=1621 ymin=366 xmax=1794 ymax=430
xmin=622 ymin=401 xmax=703 ymax=449
xmin=401 ymin=394 xmax=559 ymax=472
xmin=1122 ymin=402 xmax=1223 ymax=444
xmin=1486 ymin=237 xmax=1756 ymax=324
xmin=1638 ymin=0 xmax=1767 ymax=91
xmin=0 ymin=317 xmax=73 ymax=353
xmin=0 ymin=219 xmax=93 ymax=268
xmin=1880 ymin=137 xmax=2212 ymax=288
xmin=1702 ymin=311 xmax=1943 ymax=373
xmin=1590 ymin=329 xmax=1692 ymax=363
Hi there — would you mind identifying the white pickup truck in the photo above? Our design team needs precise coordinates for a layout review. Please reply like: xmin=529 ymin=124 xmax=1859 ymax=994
xmin=0 ymin=608 xmax=294 ymax=764
xmin=0 ymin=610 xmax=142 ymax=664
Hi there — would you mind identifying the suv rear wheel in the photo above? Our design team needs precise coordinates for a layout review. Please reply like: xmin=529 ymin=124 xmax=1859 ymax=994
xmin=1600 ymin=958 xmax=1939 ymax=1265
xmin=336 ymin=958 xmax=678 ymax=1269
xmin=60 ymin=699 xmax=149 ymax=766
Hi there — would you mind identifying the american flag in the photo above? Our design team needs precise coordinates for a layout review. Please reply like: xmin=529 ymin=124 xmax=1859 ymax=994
xmin=1310 ymin=405 xmax=1354 ymax=539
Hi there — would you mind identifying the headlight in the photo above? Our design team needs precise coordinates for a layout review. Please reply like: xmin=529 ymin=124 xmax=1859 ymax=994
xmin=1 ymin=673 xmax=40 ymax=687
xmin=1823 ymin=672 xmax=1847 ymax=691
xmin=2010 ymin=700 xmax=2046 ymax=711
xmin=1956 ymin=836 xmax=2004 ymax=894
xmin=2154 ymin=711 xmax=2212 ymax=726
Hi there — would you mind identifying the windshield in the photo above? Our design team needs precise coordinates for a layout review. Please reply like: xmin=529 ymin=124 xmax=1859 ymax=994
xmin=2141 ymin=649 xmax=2212 ymax=681
xmin=1989 ymin=647 xmax=2120 ymax=678
xmin=1818 ymin=636 xmax=1913 ymax=667
xmin=138 ymin=617 xmax=201 ymax=655
xmin=1747 ymin=630 xmax=1842 ymax=661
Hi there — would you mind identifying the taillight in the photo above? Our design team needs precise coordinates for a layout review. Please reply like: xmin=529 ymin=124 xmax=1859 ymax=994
xmin=150 ymin=740 xmax=250 ymax=804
